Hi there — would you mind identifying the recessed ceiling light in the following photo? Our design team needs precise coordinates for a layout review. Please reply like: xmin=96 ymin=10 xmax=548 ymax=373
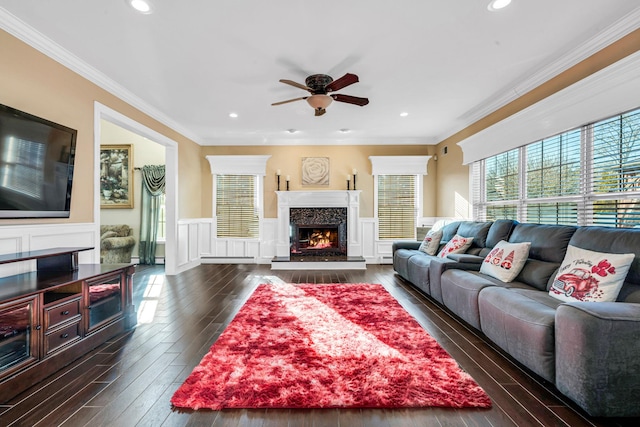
xmin=487 ymin=0 xmax=511 ymax=11
xmin=229 ymin=112 xmax=238 ymax=118
xmin=126 ymin=0 xmax=153 ymax=14
xmin=400 ymin=112 xmax=409 ymax=117
xmin=339 ymin=128 xmax=351 ymax=133
xmin=287 ymin=129 xmax=297 ymax=134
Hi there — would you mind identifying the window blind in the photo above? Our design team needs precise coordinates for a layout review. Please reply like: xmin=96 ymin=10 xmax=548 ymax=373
xmin=526 ymin=130 xmax=581 ymax=199
xmin=485 ymin=149 xmax=519 ymax=202
xmin=216 ymin=175 xmax=259 ymax=238
xmin=590 ymin=109 xmax=640 ymax=227
xmin=378 ymin=175 xmax=416 ymax=239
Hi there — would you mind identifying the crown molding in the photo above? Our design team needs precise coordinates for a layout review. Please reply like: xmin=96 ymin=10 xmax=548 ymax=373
xmin=200 ymin=136 xmax=437 ymax=146
xmin=439 ymin=6 xmax=640 ymax=143
xmin=458 ymin=50 xmax=640 ymax=164
xmin=0 ymin=8 xmax=204 ymax=145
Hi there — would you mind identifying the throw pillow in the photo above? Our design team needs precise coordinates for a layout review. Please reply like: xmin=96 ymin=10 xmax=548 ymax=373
xmin=480 ymin=240 xmax=531 ymax=282
xmin=437 ymin=234 xmax=473 ymax=258
xmin=549 ymin=245 xmax=635 ymax=303
xmin=418 ymin=229 xmax=443 ymax=256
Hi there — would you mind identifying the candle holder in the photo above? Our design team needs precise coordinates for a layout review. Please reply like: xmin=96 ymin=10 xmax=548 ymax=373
xmin=347 ymin=179 xmax=351 ymax=190
xmin=277 ymin=175 xmax=280 ymax=191
xmin=353 ymin=174 xmax=356 ymax=190
xmin=286 ymin=180 xmax=290 ymax=191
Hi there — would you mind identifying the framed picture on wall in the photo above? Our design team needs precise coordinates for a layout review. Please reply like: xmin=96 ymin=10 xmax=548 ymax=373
xmin=100 ymin=144 xmax=134 ymax=208
xmin=302 ymin=157 xmax=330 ymax=185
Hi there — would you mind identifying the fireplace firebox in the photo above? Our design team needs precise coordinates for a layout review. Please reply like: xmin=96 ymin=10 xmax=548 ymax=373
xmin=289 ymin=208 xmax=347 ymax=258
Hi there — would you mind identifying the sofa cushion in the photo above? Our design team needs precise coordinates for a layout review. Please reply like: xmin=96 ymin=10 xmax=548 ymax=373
xmin=485 ymin=219 xmax=519 ymax=249
xmin=568 ymin=226 xmax=640 ymax=303
xmin=407 ymin=254 xmax=440 ymax=294
xmin=478 ymin=287 xmax=562 ymax=383
xmin=418 ymin=229 xmax=443 ymax=256
xmin=393 ymin=249 xmax=418 ymax=281
xmin=456 ymin=221 xmax=492 ymax=251
xmin=439 ymin=270 xmax=530 ymax=329
xmin=508 ymin=223 xmax=577 ymax=291
xmin=440 ymin=221 xmax=461 ymax=243
xmin=437 ymin=235 xmax=473 ymax=258
xmin=549 ymin=245 xmax=634 ymax=303
xmin=480 ymin=240 xmax=530 ymax=282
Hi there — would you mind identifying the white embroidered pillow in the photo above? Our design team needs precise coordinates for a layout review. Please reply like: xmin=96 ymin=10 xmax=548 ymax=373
xmin=437 ymin=234 xmax=473 ymax=258
xmin=549 ymin=245 xmax=635 ymax=303
xmin=418 ymin=229 xmax=443 ymax=256
xmin=480 ymin=240 xmax=531 ymax=282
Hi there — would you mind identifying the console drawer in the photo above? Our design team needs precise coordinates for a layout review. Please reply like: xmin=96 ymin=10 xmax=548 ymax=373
xmin=44 ymin=321 xmax=81 ymax=355
xmin=44 ymin=297 xmax=81 ymax=330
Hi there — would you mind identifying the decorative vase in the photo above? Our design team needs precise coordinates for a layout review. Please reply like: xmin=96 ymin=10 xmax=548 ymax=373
xmin=102 ymin=189 xmax=112 ymax=199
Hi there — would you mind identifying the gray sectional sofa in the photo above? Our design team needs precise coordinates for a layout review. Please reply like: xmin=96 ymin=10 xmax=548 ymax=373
xmin=393 ymin=221 xmax=640 ymax=417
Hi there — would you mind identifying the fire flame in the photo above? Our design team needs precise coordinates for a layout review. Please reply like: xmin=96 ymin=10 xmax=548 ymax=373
xmin=308 ymin=230 xmax=333 ymax=249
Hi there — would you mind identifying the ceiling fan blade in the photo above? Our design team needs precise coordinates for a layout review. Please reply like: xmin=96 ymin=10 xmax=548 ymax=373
xmin=331 ymin=94 xmax=369 ymax=106
xmin=324 ymin=73 xmax=359 ymax=92
xmin=271 ymin=96 xmax=308 ymax=106
xmin=279 ymin=79 xmax=312 ymax=91
xmin=314 ymin=108 xmax=327 ymax=117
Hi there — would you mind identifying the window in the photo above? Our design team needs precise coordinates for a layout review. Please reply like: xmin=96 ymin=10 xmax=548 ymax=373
xmin=478 ymin=149 xmax=520 ymax=221
xmin=377 ymin=175 xmax=417 ymax=239
xmin=216 ymin=175 xmax=259 ymax=238
xmin=486 ymin=149 xmax=519 ymax=202
xmin=473 ymin=107 xmax=640 ymax=228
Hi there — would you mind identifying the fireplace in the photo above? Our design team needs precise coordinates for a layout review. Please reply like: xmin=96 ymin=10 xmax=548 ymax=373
xmin=290 ymin=208 xmax=347 ymax=258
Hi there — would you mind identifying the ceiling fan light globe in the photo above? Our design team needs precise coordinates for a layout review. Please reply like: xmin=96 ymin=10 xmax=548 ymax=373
xmin=307 ymin=95 xmax=333 ymax=110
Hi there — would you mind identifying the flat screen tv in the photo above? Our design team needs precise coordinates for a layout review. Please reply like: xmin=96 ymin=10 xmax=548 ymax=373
xmin=0 ymin=103 xmax=77 ymax=218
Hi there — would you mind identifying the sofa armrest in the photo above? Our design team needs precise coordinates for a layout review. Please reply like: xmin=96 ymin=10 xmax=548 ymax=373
xmin=101 ymin=236 xmax=136 ymax=251
xmin=392 ymin=241 xmax=421 ymax=253
xmin=428 ymin=257 xmax=487 ymax=304
xmin=555 ymin=302 xmax=640 ymax=417
xmin=447 ymin=254 xmax=484 ymax=264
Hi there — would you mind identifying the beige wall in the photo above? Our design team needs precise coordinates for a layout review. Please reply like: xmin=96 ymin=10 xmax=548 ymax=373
xmin=434 ymin=143 xmax=470 ymax=218
xmin=201 ymin=145 xmax=438 ymax=218
xmin=0 ymin=29 xmax=202 ymax=225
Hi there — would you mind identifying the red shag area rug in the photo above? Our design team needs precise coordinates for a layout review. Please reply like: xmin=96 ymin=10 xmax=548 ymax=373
xmin=171 ymin=283 xmax=491 ymax=410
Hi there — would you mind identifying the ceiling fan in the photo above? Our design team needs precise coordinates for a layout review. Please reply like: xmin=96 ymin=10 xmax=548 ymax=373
xmin=272 ymin=73 xmax=369 ymax=116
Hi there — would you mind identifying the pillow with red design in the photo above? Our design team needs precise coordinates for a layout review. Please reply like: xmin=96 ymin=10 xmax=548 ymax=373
xmin=437 ymin=234 xmax=473 ymax=258
xmin=480 ymin=240 xmax=531 ymax=282
xmin=549 ymin=245 xmax=635 ymax=302
xmin=418 ymin=229 xmax=443 ymax=256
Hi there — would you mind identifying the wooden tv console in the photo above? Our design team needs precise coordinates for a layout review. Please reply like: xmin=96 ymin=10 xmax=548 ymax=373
xmin=0 ymin=247 xmax=135 ymax=402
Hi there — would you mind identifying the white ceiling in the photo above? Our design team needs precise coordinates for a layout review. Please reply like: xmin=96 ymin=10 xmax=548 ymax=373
xmin=1 ymin=0 xmax=639 ymax=146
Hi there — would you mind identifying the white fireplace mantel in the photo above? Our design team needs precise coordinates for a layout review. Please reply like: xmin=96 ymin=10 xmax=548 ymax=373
xmin=275 ymin=191 xmax=362 ymax=258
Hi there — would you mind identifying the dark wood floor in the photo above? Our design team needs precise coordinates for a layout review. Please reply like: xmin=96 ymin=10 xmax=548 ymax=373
xmin=1 ymin=263 xmax=638 ymax=427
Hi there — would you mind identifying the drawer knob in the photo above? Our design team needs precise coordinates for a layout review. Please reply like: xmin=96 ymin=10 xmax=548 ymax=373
xmin=61 ymin=333 xmax=69 ymax=339
xmin=61 ymin=310 xmax=70 ymax=315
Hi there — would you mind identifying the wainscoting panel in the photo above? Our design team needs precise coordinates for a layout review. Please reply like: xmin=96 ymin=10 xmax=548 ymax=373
xmin=360 ymin=218 xmax=377 ymax=263
xmin=376 ymin=240 xmax=395 ymax=265
xmin=173 ymin=216 xmax=443 ymax=268
xmin=198 ymin=220 xmax=213 ymax=255
xmin=259 ymin=219 xmax=277 ymax=264
xmin=0 ymin=223 xmax=97 ymax=278
xmin=177 ymin=222 xmax=191 ymax=268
